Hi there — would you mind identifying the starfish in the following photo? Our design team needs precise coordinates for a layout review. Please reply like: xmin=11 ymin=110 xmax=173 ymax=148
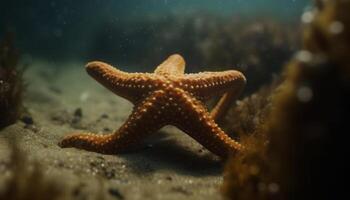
xmin=59 ymin=54 xmax=246 ymax=158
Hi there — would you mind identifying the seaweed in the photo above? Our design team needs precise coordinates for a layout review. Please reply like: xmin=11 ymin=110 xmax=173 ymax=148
xmin=223 ymin=0 xmax=350 ymax=199
xmin=0 ymin=33 xmax=24 ymax=128
xmin=268 ymin=0 xmax=350 ymax=198
xmin=222 ymin=79 xmax=280 ymax=137
xmin=0 ymin=141 xmax=64 ymax=200
xmin=0 ymin=139 xmax=112 ymax=200
xmin=221 ymin=80 xmax=279 ymax=200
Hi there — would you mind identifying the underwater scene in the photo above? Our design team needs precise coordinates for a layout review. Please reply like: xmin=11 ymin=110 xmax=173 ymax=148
xmin=0 ymin=0 xmax=349 ymax=199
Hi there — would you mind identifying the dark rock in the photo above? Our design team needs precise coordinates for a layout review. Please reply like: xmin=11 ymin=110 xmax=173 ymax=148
xmin=108 ymin=188 xmax=124 ymax=199
xmin=21 ymin=115 xmax=34 ymax=125
xmin=104 ymin=169 xmax=116 ymax=179
xmin=71 ymin=117 xmax=80 ymax=124
xmin=103 ymin=127 xmax=111 ymax=132
xmin=71 ymin=108 xmax=83 ymax=124
xmin=72 ymin=183 xmax=86 ymax=197
xmin=74 ymin=108 xmax=83 ymax=118
xmin=100 ymin=113 xmax=109 ymax=119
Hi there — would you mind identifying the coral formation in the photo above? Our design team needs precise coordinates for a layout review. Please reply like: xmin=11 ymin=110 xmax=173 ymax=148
xmin=0 ymin=33 xmax=24 ymax=128
xmin=223 ymin=0 xmax=350 ymax=199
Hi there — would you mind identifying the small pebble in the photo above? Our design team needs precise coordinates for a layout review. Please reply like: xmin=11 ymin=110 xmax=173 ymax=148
xmin=101 ymin=113 xmax=109 ymax=119
xmin=108 ymin=188 xmax=124 ymax=200
xmin=104 ymin=169 xmax=115 ymax=179
xmin=21 ymin=115 xmax=34 ymax=125
xmin=74 ymin=108 xmax=83 ymax=118
xmin=103 ymin=127 xmax=111 ymax=132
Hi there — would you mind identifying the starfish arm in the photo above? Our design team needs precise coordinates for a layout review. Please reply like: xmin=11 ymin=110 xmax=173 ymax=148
xmin=86 ymin=61 xmax=157 ymax=103
xmin=179 ymin=70 xmax=246 ymax=122
xmin=171 ymin=89 xmax=244 ymax=158
xmin=210 ymin=87 xmax=243 ymax=123
xmin=59 ymin=90 xmax=166 ymax=154
xmin=154 ymin=54 xmax=185 ymax=76
xmin=58 ymin=132 xmax=116 ymax=154
xmin=180 ymin=70 xmax=246 ymax=99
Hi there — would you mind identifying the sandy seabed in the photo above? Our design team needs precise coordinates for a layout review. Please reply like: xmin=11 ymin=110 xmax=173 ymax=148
xmin=0 ymin=60 xmax=224 ymax=200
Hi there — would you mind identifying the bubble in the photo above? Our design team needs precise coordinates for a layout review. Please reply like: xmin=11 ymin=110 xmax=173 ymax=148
xmin=329 ymin=21 xmax=344 ymax=34
xmin=186 ymin=179 xmax=194 ymax=184
xmin=80 ymin=91 xmax=90 ymax=102
xmin=249 ymin=165 xmax=260 ymax=175
xmin=301 ymin=11 xmax=315 ymax=24
xmin=297 ymin=86 xmax=313 ymax=103
xmin=295 ymin=50 xmax=313 ymax=63
xmin=268 ymin=183 xmax=280 ymax=194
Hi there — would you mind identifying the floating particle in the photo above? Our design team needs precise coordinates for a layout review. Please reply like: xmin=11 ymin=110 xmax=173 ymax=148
xmin=268 ymin=182 xmax=280 ymax=194
xmin=297 ymin=86 xmax=313 ymax=103
xmin=296 ymin=50 xmax=313 ymax=63
xmin=301 ymin=11 xmax=315 ymax=24
xmin=329 ymin=21 xmax=344 ymax=34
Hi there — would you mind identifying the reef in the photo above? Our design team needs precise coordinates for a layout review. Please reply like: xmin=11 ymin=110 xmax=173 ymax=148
xmin=222 ymin=0 xmax=350 ymax=199
xmin=0 ymin=33 xmax=24 ymax=128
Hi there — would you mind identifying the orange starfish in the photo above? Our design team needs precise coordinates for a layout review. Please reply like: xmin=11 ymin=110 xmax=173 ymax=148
xmin=59 ymin=54 xmax=246 ymax=158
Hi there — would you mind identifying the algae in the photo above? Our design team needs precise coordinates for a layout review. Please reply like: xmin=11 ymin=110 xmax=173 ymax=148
xmin=0 ymin=33 xmax=24 ymax=128
xmin=0 ymin=141 xmax=64 ymax=200
xmin=223 ymin=0 xmax=350 ymax=199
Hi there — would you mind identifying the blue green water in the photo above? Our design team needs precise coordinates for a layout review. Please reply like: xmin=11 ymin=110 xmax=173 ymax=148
xmin=109 ymin=0 xmax=309 ymax=17
xmin=0 ymin=0 xmax=309 ymax=67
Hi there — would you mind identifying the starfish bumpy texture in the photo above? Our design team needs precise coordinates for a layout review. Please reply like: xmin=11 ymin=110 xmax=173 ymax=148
xmin=59 ymin=54 xmax=246 ymax=158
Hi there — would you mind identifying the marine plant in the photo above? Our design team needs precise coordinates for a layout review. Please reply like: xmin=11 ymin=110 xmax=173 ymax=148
xmin=222 ymin=0 xmax=350 ymax=199
xmin=0 ymin=141 xmax=64 ymax=200
xmin=0 ymin=33 xmax=24 ymax=128
xmin=221 ymin=82 xmax=279 ymax=200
